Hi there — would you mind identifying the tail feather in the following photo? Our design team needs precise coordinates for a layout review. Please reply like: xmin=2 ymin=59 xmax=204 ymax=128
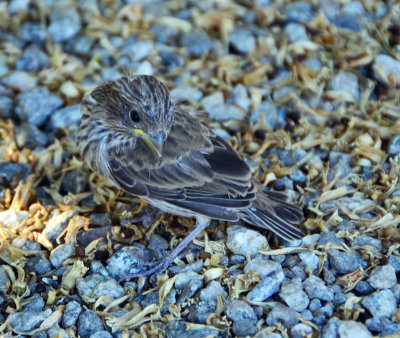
xmin=243 ymin=186 xmax=304 ymax=241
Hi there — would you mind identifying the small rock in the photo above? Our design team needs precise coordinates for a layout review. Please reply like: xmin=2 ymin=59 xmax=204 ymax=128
xmin=135 ymin=60 xmax=154 ymax=75
xmin=48 ymin=3 xmax=82 ymax=42
xmin=0 ymin=209 xmax=28 ymax=228
xmin=246 ymin=264 xmax=284 ymax=302
xmin=178 ymin=278 xmax=203 ymax=303
xmin=50 ymin=244 xmax=75 ymax=268
xmin=368 ymin=265 xmax=397 ymax=289
xmin=77 ymin=226 xmax=112 ymax=247
xmin=77 ymin=309 xmax=105 ymax=338
xmin=291 ymin=323 xmax=313 ymax=338
xmin=362 ymin=289 xmax=397 ymax=318
xmin=232 ymin=319 xmax=258 ymax=337
xmin=168 ymin=259 xmax=203 ymax=274
xmin=299 ymin=252 xmax=319 ymax=271
xmin=26 ymin=255 xmax=52 ymax=275
xmin=285 ymin=2 xmax=314 ymax=22
xmin=227 ymin=225 xmax=268 ymax=257
xmin=328 ymin=249 xmax=368 ymax=274
xmin=279 ymin=278 xmax=309 ymax=312
xmin=181 ymin=31 xmax=213 ymax=57
xmin=351 ymin=235 xmax=382 ymax=251
xmin=48 ymin=324 xmax=69 ymax=338
xmin=244 ymin=257 xmax=282 ymax=279
xmin=365 ymin=316 xmax=400 ymax=335
xmin=90 ymin=331 xmax=113 ymax=338
xmin=266 ymin=304 xmax=300 ymax=328
xmin=106 ymin=245 xmax=153 ymax=280
xmin=187 ymin=301 xmax=217 ymax=324
xmin=309 ymin=298 xmax=322 ymax=311
xmin=148 ymin=234 xmax=169 ymax=258
xmin=43 ymin=210 xmax=75 ymax=245
xmin=228 ymin=84 xmax=251 ymax=111
xmin=207 ymin=104 xmax=246 ymax=121
xmin=285 ymin=23 xmax=308 ymax=42
xmin=388 ymin=255 xmax=400 ymax=272
xmin=251 ymin=102 xmax=286 ymax=129
xmin=159 ymin=50 xmax=184 ymax=71
xmin=61 ymin=170 xmax=88 ymax=195
xmin=199 ymin=281 xmax=227 ymax=302
xmin=121 ymin=40 xmax=154 ymax=63
xmin=48 ymin=104 xmax=81 ymax=131
xmin=16 ymin=87 xmax=63 ymax=127
xmin=388 ymin=135 xmax=400 ymax=156
xmin=16 ymin=123 xmax=48 ymax=149
xmin=175 ymin=271 xmax=203 ymax=290
xmin=225 ymin=300 xmax=257 ymax=324
xmin=327 ymin=72 xmax=359 ymax=102
xmin=229 ymin=29 xmax=256 ymax=54
xmin=0 ymin=96 xmax=13 ymax=119
xmin=76 ymin=274 xmax=124 ymax=300
xmin=22 ymin=294 xmax=45 ymax=312
xmin=354 ymin=281 xmax=374 ymax=295
xmin=338 ymin=320 xmax=372 ymax=338
xmin=18 ymin=22 xmax=46 ymax=42
xmin=0 ymin=162 xmax=30 ymax=185
xmin=322 ymin=317 xmax=341 ymax=338
xmin=373 ymin=54 xmax=400 ymax=87
xmin=8 ymin=309 xmax=52 ymax=332
xmin=2 ymin=71 xmax=37 ymax=91
xmin=16 ymin=44 xmax=50 ymax=71
xmin=0 ymin=267 xmax=10 ymax=293
xmin=62 ymin=300 xmax=82 ymax=328
xmin=303 ymin=276 xmax=334 ymax=301
xmin=327 ymin=152 xmax=353 ymax=182
xmin=170 ymin=86 xmax=203 ymax=102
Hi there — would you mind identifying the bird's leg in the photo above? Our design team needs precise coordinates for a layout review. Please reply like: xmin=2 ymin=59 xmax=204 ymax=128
xmin=122 ymin=217 xmax=210 ymax=281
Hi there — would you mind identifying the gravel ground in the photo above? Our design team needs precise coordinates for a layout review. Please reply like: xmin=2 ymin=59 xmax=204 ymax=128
xmin=0 ymin=0 xmax=400 ymax=337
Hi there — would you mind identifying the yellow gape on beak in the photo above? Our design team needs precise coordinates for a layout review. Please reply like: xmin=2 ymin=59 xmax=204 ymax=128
xmin=133 ymin=129 xmax=162 ymax=157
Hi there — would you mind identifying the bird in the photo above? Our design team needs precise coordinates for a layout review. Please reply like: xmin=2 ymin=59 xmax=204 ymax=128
xmin=78 ymin=75 xmax=304 ymax=279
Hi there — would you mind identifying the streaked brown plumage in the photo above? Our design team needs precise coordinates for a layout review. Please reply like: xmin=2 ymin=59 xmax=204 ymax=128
xmin=78 ymin=75 xmax=304 ymax=279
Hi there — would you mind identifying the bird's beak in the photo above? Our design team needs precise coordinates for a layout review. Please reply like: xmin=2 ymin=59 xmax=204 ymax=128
xmin=133 ymin=129 xmax=162 ymax=157
xmin=149 ymin=131 xmax=166 ymax=154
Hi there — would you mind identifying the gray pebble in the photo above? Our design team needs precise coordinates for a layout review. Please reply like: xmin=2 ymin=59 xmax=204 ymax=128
xmin=285 ymin=23 xmax=308 ymax=42
xmin=389 ymin=255 xmax=400 ymax=273
xmin=0 ymin=209 xmax=28 ymax=227
xmin=0 ymin=162 xmax=30 ymax=184
xmin=228 ymin=84 xmax=251 ymax=111
xmin=225 ymin=300 xmax=257 ymax=324
xmin=170 ymin=86 xmax=203 ymax=102
xmin=61 ymin=170 xmax=88 ymax=195
xmin=43 ymin=210 xmax=75 ymax=245
xmin=48 ymin=104 xmax=81 ymax=131
xmin=354 ymin=280 xmax=374 ymax=295
xmin=338 ymin=320 xmax=372 ymax=338
xmin=279 ymin=278 xmax=309 ymax=312
xmin=285 ymin=2 xmax=314 ymax=22
xmin=187 ymin=301 xmax=217 ymax=324
xmin=309 ymin=298 xmax=321 ymax=311
xmin=299 ymin=252 xmax=319 ymax=271
xmin=48 ymin=3 xmax=82 ymax=42
xmin=351 ymin=235 xmax=382 ymax=251
xmin=0 ymin=96 xmax=13 ymax=119
xmin=8 ymin=309 xmax=52 ymax=332
xmin=26 ymin=255 xmax=52 ymax=275
xmin=291 ymin=323 xmax=313 ymax=338
xmin=62 ymin=301 xmax=82 ymax=328
xmin=50 ymin=244 xmax=75 ymax=268
xmin=327 ymin=152 xmax=352 ymax=182
xmin=368 ymin=265 xmax=397 ymax=289
xmin=48 ymin=325 xmax=69 ymax=338
xmin=266 ymin=304 xmax=300 ymax=328
xmin=168 ymin=259 xmax=203 ymax=274
xmin=0 ymin=267 xmax=10 ymax=293
xmin=246 ymin=264 xmax=284 ymax=302
xmin=244 ymin=257 xmax=280 ymax=279
xmin=90 ymin=261 xmax=109 ymax=277
xmin=181 ymin=31 xmax=213 ymax=57
xmin=77 ymin=309 xmax=105 ymax=338
xmin=178 ymin=278 xmax=203 ymax=303
xmin=322 ymin=317 xmax=341 ymax=338
xmin=388 ymin=135 xmax=400 ymax=156
xmin=303 ymin=276 xmax=334 ymax=301
xmin=89 ymin=213 xmax=111 ymax=227
xmin=120 ymin=40 xmax=154 ymax=63
xmin=16 ymin=123 xmax=48 ymax=149
xmin=318 ymin=231 xmax=344 ymax=245
xmin=77 ymin=226 xmax=112 ymax=247
xmin=175 ymin=271 xmax=203 ymax=290
xmin=106 ymin=245 xmax=153 ymax=280
xmin=18 ymin=22 xmax=46 ymax=43
xmin=199 ymin=281 xmax=227 ymax=302
xmin=16 ymin=44 xmax=50 ymax=71
xmin=22 ymin=294 xmax=45 ymax=312
xmin=362 ymin=289 xmax=397 ymax=318
xmin=159 ymin=50 xmax=185 ymax=71
xmin=229 ymin=29 xmax=256 ymax=54
xmin=365 ymin=315 xmax=400 ymax=335
xmin=328 ymin=249 xmax=368 ymax=274
xmin=327 ymin=71 xmax=359 ymax=102
xmin=227 ymin=225 xmax=267 ymax=257
xmin=2 ymin=71 xmax=37 ymax=92
xmin=232 ymin=319 xmax=258 ymax=337
xmin=251 ymin=102 xmax=286 ymax=129
xmin=90 ymin=331 xmax=113 ymax=338
xmin=373 ymin=54 xmax=400 ymax=87
xmin=16 ymin=87 xmax=63 ymax=127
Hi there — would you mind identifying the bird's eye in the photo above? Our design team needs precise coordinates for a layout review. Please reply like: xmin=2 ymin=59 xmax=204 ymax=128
xmin=130 ymin=110 xmax=141 ymax=123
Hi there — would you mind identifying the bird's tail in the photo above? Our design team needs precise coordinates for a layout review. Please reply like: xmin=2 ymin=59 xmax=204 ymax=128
xmin=242 ymin=184 xmax=304 ymax=241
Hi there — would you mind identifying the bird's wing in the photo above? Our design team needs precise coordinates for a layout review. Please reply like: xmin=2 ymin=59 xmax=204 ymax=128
xmin=106 ymin=109 xmax=255 ymax=218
